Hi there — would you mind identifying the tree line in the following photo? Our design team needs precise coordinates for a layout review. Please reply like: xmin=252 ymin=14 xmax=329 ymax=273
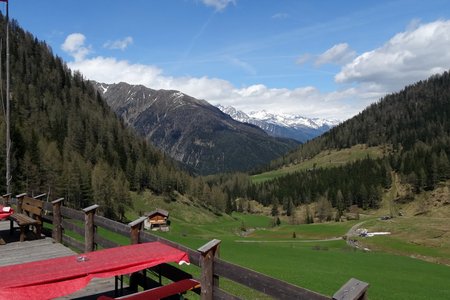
xmin=1 ymin=14 xmax=449 ymax=220
xmin=210 ymin=71 xmax=450 ymax=215
xmin=0 ymin=15 xmax=232 ymax=220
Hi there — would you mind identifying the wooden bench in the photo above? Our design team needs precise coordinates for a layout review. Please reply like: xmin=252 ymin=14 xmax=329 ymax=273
xmin=97 ymin=278 xmax=200 ymax=300
xmin=9 ymin=193 xmax=45 ymax=242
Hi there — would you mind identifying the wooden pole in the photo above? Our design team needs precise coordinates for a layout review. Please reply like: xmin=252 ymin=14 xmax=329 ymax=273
xmin=52 ymin=198 xmax=64 ymax=243
xmin=83 ymin=204 xmax=99 ymax=253
xmin=197 ymin=239 xmax=221 ymax=300
xmin=5 ymin=0 xmax=10 ymax=194
xmin=15 ymin=192 xmax=26 ymax=213
xmin=2 ymin=193 xmax=10 ymax=206
xmin=128 ymin=216 xmax=146 ymax=245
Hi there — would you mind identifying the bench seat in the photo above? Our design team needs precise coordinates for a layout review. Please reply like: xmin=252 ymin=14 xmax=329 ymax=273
xmin=9 ymin=195 xmax=44 ymax=242
xmin=98 ymin=278 xmax=200 ymax=300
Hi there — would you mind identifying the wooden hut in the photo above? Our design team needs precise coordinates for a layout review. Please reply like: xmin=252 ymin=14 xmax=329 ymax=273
xmin=144 ymin=209 xmax=170 ymax=231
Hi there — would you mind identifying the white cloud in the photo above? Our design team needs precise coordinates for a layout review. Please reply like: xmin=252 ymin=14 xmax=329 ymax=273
xmin=335 ymin=20 xmax=450 ymax=91
xmin=67 ymin=53 xmax=352 ymax=119
xmin=62 ymin=20 xmax=450 ymax=121
xmin=272 ymin=13 xmax=289 ymax=20
xmin=296 ymin=53 xmax=311 ymax=65
xmin=61 ymin=33 xmax=91 ymax=62
xmin=200 ymin=0 xmax=235 ymax=11
xmin=315 ymin=43 xmax=356 ymax=66
xmin=59 ymin=32 xmax=389 ymax=120
xmin=103 ymin=36 xmax=133 ymax=50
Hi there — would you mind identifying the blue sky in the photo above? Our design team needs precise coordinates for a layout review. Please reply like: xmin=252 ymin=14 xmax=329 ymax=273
xmin=6 ymin=0 xmax=450 ymax=120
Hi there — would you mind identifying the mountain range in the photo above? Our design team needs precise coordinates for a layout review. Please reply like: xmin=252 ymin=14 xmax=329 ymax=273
xmin=93 ymin=82 xmax=299 ymax=175
xmin=217 ymin=105 xmax=339 ymax=142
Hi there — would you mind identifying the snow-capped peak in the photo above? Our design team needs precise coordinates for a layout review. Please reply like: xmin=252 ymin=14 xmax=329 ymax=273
xmin=217 ymin=104 xmax=340 ymax=142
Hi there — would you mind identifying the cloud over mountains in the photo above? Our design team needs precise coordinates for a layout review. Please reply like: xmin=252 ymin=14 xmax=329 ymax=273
xmin=62 ymin=20 xmax=450 ymax=120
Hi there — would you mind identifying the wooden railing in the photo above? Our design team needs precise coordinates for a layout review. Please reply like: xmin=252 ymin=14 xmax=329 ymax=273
xmin=13 ymin=197 xmax=368 ymax=300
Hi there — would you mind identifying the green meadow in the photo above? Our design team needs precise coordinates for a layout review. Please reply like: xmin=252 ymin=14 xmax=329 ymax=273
xmin=252 ymin=144 xmax=386 ymax=183
xmin=149 ymin=212 xmax=450 ymax=300
xmin=57 ymin=193 xmax=450 ymax=300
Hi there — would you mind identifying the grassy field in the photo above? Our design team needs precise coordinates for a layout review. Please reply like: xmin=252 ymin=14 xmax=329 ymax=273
xmin=117 ymin=185 xmax=450 ymax=299
xmin=147 ymin=211 xmax=450 ymax=300
xmin=252 ymin=144 xmax=387 ymax=183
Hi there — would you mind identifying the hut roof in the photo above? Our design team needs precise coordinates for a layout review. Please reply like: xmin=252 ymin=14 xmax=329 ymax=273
xmin=147 ymin=208 xmax=169 ymax=218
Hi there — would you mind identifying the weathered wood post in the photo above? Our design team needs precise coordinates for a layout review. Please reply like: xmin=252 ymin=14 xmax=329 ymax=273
xmin=198 ymin=239 xmax=221 ymax=300
xmin=127 ymin=216 xmax=148 ymax=294
xmin=52 ymin=198 xmax=64 ymax=243
xmin=333 ymin=278 xmax=369 ymax=300
xmin=129 ymin=216 xmax=147 ymax=245
xmin=2 ymin=193 xmax=11 ymax=206
xmin=82 ymin=204 xmax=99 ymax=253
xmin=33 ymin=193 xmax=47 ymax=201
xmin=15 ymin=192 xmax=27 ymax=213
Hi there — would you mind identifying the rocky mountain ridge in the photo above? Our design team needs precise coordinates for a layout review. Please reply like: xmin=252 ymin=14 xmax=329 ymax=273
xmin=94 ymin=82 xmax=299 ymax=175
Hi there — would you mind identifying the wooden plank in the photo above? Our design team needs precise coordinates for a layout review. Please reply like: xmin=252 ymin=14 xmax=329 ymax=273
xmin=52 ymin=198 xmax=64 ymax=205
xmin=43 ymin=201 xmax=52 ymax=211
xmin=333 ymin=278 xmax=369 ymax=300
xmin=129 ymin=217 xmax=146 ymax=245
xmin=94 ymin=232 xmax=120 ymax=249
xmin=214 ymin=259 xmax=329 ymax=300
xmin=198 ymin=239 xmax=221 ymax=254
xmin=128 ymin=216 xmax=147 ymax=228
xmin=52 ymin=198 xmax=63 ymax=243
xmin=139 ymin=231 xmax=200 ymax=266
xmin=62 ymin=235 xmax=84 ymax=252
xmin=84 ymin=205 xmax=98 ymax=253
xmin=33 ymin=193 xmax=47 ymax=200
xmin=198 ymin=239 xmax=221 ymax=300
xmin=62 ymin=219 xmax=85 ymax=236
xmin=107 ymin=278 xmax=200 ymax=300
xmin=83 ymin=204 xmax=100 ymax=213
xmin=0 ymin=236 xmax=75 ymax=266
xmin=213 ymin=287 xmax=241 ymax=300
xmin=94 ymin=215 xmax=130 ymax=237
xmin=61 ymin=206 xmax=84 ymax=220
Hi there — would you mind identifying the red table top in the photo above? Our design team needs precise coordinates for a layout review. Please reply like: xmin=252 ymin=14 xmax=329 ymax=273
xmin=0 ymin=241 xmax=190 ymax=300
xmin=0 ymin=205 xmax=13 ymax=220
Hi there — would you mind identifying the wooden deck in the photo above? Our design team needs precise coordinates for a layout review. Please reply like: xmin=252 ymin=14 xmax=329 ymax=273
xmin=0 ymin=221 xmax=122 ymax=299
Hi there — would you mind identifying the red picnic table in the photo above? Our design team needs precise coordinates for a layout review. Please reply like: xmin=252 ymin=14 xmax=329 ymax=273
xmin=0 ymin=241 xmax=190 ymax=300
xmin=0 ymin=205 xmax=13 ymax=220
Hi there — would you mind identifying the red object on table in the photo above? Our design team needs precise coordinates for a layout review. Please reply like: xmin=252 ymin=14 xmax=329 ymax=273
xmin=0 ymin=241 xmax=190 ymax=300
xmin=0 ymin=205 xmax=13 ymax=220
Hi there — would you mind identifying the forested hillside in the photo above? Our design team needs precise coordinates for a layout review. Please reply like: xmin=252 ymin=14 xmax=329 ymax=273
xmin=236 ymin=73 xmax=450 ymax=213
xmin=0 ymin=15 xmax=231 ymax=219
xmin=270 ymin=72 xmax=450 ymax=170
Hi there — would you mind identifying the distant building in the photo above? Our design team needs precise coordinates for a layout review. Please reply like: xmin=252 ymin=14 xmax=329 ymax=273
xmin=144 ymin=209 xmax=170 ymax=231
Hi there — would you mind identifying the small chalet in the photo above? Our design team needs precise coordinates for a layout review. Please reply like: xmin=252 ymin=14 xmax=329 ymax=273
xmin=144 ymin=209 xmax=170 ymax=231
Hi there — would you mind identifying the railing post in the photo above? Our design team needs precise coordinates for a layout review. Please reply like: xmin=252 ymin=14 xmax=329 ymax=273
xmin=128 ymin=216 xmax=147 ymax=244
xmin=15 ymin=193 xmax=27 ymax=213
xmin=197 ymin=239 xmax=221 ymax=300
xmin=333 ymin=278 xmax=369 ymax=300
xmin=127 ymin=216 xmax=148 ymax=293
xmin=51 ymin=198 xmax=64 ymax=243
xmin=82 ymin=204 xmax=99 ymax=253
xmin=33 ymin=193 xmax=47 ymax=200
xmin=2 ymin=193 xmax=11 ymax=206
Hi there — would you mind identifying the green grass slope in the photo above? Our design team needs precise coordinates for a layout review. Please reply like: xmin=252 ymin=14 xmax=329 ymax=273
xmin=252 ymin=144 xmax=386 ymax=183
xmin=148 ymin=208 xmax=450 ymax=300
